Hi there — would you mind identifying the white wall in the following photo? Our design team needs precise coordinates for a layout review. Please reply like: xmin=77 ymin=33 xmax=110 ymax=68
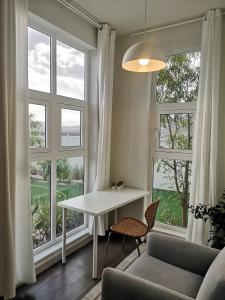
xmin=28 ymin=0 xmax=97 ymax=48
xmin=110 ymin=20 xmax=205 ymax=219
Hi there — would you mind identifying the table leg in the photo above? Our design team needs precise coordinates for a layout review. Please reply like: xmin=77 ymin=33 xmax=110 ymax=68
xmin=62 ymin=207 xmax=66 ymax=264
xmin=114 ymin=208 xmax=118 ymax=223
xmin=92 ymin=216 xmax=98 ymax=279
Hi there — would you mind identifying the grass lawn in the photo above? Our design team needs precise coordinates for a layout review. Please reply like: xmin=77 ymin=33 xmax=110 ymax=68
xmin=153 ymin=188 xmax=185 ymax=228
xmin=31 ymin=179 xmax=84 ymax=204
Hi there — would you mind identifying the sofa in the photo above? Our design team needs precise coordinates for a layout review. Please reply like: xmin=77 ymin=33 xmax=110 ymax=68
xmin=102 ymin=232 xmax=225 ymax=300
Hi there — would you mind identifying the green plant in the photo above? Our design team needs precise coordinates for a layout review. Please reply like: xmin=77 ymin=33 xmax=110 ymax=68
xmin=32 ymin=202 xmax=51 ymax=248
xmin=29 ymin=113 xmax=43 ymax=148
xmin=189 ymin=190 xmax=225 ymax=249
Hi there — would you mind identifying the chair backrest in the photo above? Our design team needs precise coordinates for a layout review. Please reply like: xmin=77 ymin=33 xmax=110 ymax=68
xmin=145 ymin=198 xmax=160 ymax=231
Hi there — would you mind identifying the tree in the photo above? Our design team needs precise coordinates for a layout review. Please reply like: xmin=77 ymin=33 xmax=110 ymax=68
xmin=57 ymin=159 xmax=71 ymax=183
xmin=73 ymin=165 xmax=84 ymax=180
xmin=29 ymin=113 xmax=43 ymax=147
xmin=37 ymin=160 xmax=51 ymax=181
xmin=156 ymin=52 xmax=200 ymax=227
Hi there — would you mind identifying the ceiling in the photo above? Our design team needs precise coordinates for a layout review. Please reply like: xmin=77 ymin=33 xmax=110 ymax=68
xmin=72 ymin=0 xmax=225 ymax=35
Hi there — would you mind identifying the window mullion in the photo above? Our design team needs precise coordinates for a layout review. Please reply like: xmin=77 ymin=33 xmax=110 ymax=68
xmin=51 ymin=37 xmax=56 ymax=95
xmin=51 ymin=160 xmax=57 ymax=242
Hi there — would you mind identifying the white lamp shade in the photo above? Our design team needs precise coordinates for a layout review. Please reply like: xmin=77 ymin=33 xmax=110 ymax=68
xmin=122 ymin=42 xmax=166 ymax=72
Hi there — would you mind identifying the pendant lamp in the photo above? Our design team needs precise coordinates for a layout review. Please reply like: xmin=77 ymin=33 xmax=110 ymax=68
xmin=122 ymin=0 xmax=166 ymax=72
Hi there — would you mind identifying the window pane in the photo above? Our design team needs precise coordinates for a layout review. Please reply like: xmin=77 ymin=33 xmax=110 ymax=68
xmin=28 ymin=27 xmax=50 ymax=93
xmin=153 ymin=159 xmax=191 ymax=228
xmin=29 ymin=104 xmax=46 ymax=148
xmin=159 ymin=113 xmax=193 ymax=150
xmin=31 ymin=160 xmax=51 ymax=248
xmin=61 ymin=108 xmax=81 ymax=147
xmin=56 ymin=157 xmax=85 ymax=237
xmin=56 ymin=41 xmax=85 ymax=100
xmin=156 ymin=52 xmax=200 ymax=104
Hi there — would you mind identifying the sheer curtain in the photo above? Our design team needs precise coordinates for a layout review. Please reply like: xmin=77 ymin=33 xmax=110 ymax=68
xmin=0 ymin=0 xmax=35 ymax=298
xmin=187 ymin=9 xmax=222 ymax=245
xmin=89 ymin=24 xmax=116 ymax=235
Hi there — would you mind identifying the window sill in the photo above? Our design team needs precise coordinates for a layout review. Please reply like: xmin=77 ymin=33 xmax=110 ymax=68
xmin=154 ymin=222 xmax=186 ymax=239
xmin=34 ymin=228 xmax=92 ymax=275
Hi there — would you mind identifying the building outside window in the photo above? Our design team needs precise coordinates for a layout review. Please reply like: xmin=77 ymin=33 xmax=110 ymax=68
xmin=152 ymin=51 xmax=201 ymax=230
xmin=28 ymin=16 xmax=88 ymax=251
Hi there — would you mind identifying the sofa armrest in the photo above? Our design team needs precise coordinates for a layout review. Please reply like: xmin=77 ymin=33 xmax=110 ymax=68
xmin=147 ymin=232 xmax=219 ymax=276
xmin=102 ymin=268 xmax=194 ymax=300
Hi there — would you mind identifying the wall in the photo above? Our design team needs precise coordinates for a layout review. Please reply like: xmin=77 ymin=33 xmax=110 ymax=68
xmin=28 ymin=0 xmax=97 ymax=48
xmin=110 ymin=20 xmax=205 ymax=220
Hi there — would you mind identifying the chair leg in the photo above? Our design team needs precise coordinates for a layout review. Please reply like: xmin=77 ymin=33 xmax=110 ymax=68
xmin=135 ymin=238 xmax=140 ymax=257
xmin=122 ymin=235 xmax=125 ymax=252
xmin=104 ymin=231 xmax=112 ymax=266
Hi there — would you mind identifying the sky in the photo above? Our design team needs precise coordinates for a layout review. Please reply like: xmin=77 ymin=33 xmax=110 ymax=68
xmin=61 ymin=108 xmax=80 ymax=127
xmin=28 ymin=27 xmax=84 ymax=126
xmin=29 ymin=103 xmax=45 ymax=122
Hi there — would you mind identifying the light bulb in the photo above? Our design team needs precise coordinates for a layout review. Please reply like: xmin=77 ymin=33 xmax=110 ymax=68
xmin=138 ymin=58 xmax=150 ymax=66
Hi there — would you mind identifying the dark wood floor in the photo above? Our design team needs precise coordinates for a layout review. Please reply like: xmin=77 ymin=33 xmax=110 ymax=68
xmin=13 ymin=233 xmax=137 ymax=300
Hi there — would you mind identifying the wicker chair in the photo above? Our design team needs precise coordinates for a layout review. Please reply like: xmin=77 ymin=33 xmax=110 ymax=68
xmin=105 ymin=198 xmax=160 ymax=263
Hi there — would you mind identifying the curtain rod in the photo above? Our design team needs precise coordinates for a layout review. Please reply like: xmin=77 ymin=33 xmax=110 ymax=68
xmin=130 ymin=11 xmax=225 ymax=37
xmin=57 ymin=0 xmax=102 ymax=29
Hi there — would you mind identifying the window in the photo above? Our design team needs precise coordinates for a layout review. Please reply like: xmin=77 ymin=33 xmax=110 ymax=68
xmin=30 ymin=160 xmax=51 ymax=249
xmin=29 ymin=103 xmax=47 ymax=149
xmin=159 ymin=113 xmax=194 ymax=150
xmin=152 ymin=52 xmax=200 ymax=229
xmin=56 ymin=41 xmax=85 ymax=100
xmin=56 ymin=157 xmax=84 ymax=237
xmin=60 ymin=108 xmax=82 ymax=148
xmin=28 ymin=17 xmax=88 ymax=251
xmin=28 ymin=27 xmax=50 ymax=93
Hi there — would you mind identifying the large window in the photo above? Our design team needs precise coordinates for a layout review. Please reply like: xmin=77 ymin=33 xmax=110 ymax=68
xmin=152 ymin=52 xmax=200 ymax=229
xmin=28 ymin=18 xmax=88 ymax=251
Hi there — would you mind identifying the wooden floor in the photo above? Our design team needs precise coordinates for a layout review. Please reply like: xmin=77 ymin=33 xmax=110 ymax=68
xmin=13 ymin=234 xmax=137 ymax=300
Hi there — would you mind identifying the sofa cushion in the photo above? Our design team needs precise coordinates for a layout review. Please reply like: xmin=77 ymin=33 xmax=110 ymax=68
xmin=196 ymin=247 xmax=225 ymax=300
xmin=126 ymin=253 xmax=203 ymax=298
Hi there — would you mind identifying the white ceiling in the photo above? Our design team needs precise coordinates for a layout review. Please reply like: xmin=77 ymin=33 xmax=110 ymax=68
xmin=72 ymin=0 xmax=225 ymax=35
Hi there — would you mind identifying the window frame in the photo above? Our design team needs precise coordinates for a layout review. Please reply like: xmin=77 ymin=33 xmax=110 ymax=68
xmin=150 ymin=50 xmax=201 ymax=233
xmin=155 ymin=108 xmax=196 ymax=156
xmin=58 ymin=103 xmax=85 ymax=151
xmin=29 ymin=99 xmax=51 ymax=154
xmin=28 ymin=13 xmax=90 ymax=254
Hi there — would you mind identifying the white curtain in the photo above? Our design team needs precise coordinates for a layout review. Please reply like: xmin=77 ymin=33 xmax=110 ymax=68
xmin=89 ymin=24 xmax=116 ymax=235
xmin=187 ymin=9 xmax=222 ymax=245
xmin=0 ymin=0 xmax=36 ymax=298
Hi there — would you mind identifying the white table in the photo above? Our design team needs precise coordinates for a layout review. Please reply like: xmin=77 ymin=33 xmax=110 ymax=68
xmin=57 ymin=188 xmax=149 ymax=278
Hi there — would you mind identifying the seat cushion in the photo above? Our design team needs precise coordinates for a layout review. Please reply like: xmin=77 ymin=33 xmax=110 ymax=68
xmin=111 ymin=217 xmax=148 ymax=237
xmin=126 ymin=253 xmax=203 ymax=298
xmin=196 ymin=247 xmax=225 ymax=300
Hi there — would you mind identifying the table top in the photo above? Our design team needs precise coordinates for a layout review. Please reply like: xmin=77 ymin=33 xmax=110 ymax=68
xmin=57 ymin=188 xmax=149 ymax=217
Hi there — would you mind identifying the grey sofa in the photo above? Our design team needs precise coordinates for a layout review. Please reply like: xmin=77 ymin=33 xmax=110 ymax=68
xmin=102 ymin=232 xmax=225 ymax=300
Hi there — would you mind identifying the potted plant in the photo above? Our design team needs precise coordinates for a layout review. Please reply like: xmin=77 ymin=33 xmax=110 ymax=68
xmin=189 ymin=190 xmax=225 ymax=249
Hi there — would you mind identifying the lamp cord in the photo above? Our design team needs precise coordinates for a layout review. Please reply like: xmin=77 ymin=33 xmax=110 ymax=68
xmin=144 ymin=0 xmax=147 ymax=38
